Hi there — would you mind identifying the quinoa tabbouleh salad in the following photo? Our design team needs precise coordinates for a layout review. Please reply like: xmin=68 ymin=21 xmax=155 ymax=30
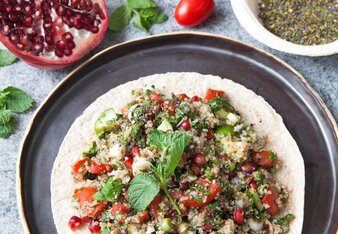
xmin=66 ymin=86 xmax=295 ymax=234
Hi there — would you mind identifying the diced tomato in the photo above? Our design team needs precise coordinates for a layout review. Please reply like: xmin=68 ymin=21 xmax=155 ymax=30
xmin=72 ymin=159 xmax=91 ymax=180
xmin=150 ymin=92 xmax=163 ymax=104
xmin=111 ymin=203 xmax=129 ymax=216
xmin=149 ymin=195 xmax=163 ymax=221
xmin=124 ymin=157 xmax=133 ymax=169
xmin=262 ymin=186 xmax=279 ymax=217
xmin=138 ymin=211 xmax=149 ymax=223
xmin=74 ymin=187 xmax=105 ymax=217
xmin=121 ymin=104 xmax=129 ymax=117
xmin=252 ymin=151 xmax=275 ymax=169
xmin=176 ymin=93 xmax=190 ymax=101
xmin=233 ymin=207 xmax=244 ymax=224
xmin=191 ymin=95 xmax=200 ymax=102
xmin=88 ymin=162 xmax=114 ymax=175
xmin=182 ymin=180 xmax=221 ymax=207
xmin=204 ymin=88 xmax=225 ymax=100
xmin=72 ymin=159 xmax=113 ymax=180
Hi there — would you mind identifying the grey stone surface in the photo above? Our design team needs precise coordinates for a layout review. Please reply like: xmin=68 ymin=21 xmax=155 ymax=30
xmin=0 ymin=0 xmax=336 ymax=233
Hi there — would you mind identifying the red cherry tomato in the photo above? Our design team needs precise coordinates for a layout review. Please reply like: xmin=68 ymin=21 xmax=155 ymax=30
xmin=262 ymin=186 xmax=279 ymax=217
xmin=175 ymin=0 xmax=215 ymax=27
xmin=252 ymin=151 xmax=275 ymax=169
xmin=74 ymin=187 xmax=105 ymax=217
xmin=204 ymin=88 xmax=225 ymax=100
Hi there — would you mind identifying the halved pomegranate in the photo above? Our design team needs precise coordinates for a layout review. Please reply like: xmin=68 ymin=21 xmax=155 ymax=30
xmin=0 ymin=0 xmax=108 ymax=70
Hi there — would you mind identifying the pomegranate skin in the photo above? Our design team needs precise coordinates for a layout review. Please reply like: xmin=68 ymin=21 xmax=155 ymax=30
xmin=0 ymin=0 xmax=109 ymax=70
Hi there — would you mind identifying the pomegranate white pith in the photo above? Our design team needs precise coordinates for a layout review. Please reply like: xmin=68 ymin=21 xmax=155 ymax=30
xmin=0 ymin=0 xmax=108 ymax=70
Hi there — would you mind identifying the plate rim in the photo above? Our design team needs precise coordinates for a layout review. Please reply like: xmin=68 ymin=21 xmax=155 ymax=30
xmin=16 ymin=31 xmax=338 ymax=234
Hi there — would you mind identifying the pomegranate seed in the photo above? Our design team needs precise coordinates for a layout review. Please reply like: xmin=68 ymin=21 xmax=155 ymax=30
xmin=81 ymin=216 xmax=92 ymax=223
xmin=23 ymin=15 xmax=33 ymax=27
xmin=181 ymin=120 xmax=191 ymax=130
xmin=179 ymin=182 xmax=189 ymax=191
xmin=14 ymin=4 xmax=22 ymax=12
xmin=62 ymin=32 xmax=74 ymax=42
xmin=191 ymin=95 xmax=200 ymax=102
xmin=192 ymin=164 xmax=202 ymax=175
xmin=205 ymin=129 xmax=214 ymax=140
xmin=45 ymin=34 xmax=54 ymax=45
xmin=228 ymin=171 xmax=236 ymax=180
xmin=68 ymin=216 xmax=82 ymax=231
xmin=202 ymin=223 xmax=212 ymax=232
xmin=56 ymin=40 xmax=66 ymax=50
xmin=24 ymin=5 xmax=32 ymax=15
xmin=233 ymin=208 xmax=244 ymax=224
xmin=241 ymin=162 xmax=255 ymax=173
xmin=5 ymin=5 xmax=12 ymax=13
xmin=67 ymin=41 xmax=76 ymax=49
xmin=193 ymin=154 xmax=207 ymax=166
xmin=55 ymin=48 xmax=64 ymax=58
xmin=91 ymin=26 xmax=99 ymax=33
xmin=170 ymin=190 xmax=183 ymax=200
xmin=64 ymin=49 xmax=72 ymax=56
xmin=33 ymin=43 xmax=44 ymax=53
xmin=249 ymin=179 xmax=258 ymax=189
xmin=130 ymin=146 xmax=140 ymax=158
xmin=88 ymin=219 xmax=101 ymax=233
xmin=79 ymin=0 xmax=87 ymax=9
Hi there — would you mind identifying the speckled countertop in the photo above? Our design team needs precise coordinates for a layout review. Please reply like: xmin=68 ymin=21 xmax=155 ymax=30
xmin=0 ymin=1 xmax=337 ymax=233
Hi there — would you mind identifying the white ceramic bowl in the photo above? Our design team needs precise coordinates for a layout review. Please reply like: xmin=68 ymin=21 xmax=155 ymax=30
xmin=230 ymin=0 xmax=338 ymax=56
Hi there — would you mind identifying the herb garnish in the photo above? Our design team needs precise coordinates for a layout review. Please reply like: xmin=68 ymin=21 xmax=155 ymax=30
xmin=128 ymin=130 xmax=192 ymax=214
xmin=0 ymin=86 xmax=33 ymax=138
xmin=109 ymin=0 xmax=168 ymax=32
xmin=93 ymin=177 xmax=122 ymax=202
xmin=0 ymin=50 xmax=16 ymax=67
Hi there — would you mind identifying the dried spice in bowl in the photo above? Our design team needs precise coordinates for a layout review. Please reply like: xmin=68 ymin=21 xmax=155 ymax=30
xmin=258 ymin=0 xmax=338 ymax=45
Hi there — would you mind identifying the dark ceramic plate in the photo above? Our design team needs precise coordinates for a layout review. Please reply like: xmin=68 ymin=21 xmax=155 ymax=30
xmin=17 ymin=33 xmax=337 ymax=234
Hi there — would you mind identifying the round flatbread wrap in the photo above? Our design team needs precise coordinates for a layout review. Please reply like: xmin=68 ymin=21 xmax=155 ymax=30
xmin=51 ymin=72 xmax=304 ymax=234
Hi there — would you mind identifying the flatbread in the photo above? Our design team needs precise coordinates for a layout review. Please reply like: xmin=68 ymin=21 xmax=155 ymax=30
xmin=51 ymin=72 xmax=304 ymax=234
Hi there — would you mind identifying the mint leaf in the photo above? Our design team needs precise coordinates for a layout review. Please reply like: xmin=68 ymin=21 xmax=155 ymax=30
xmin=0 ymin=117 xmax=14 ymax=138
xmin=109 ymin=5 xmax=132 ymax=32
xmin=148 ymin=130 xmax=192 ymax=178
xmin=93 ymin=177 xmax=122 ymax=202
xmin=132 ymin=13 xmax=151 ymax=31
xmin=0 ymin=109 xmax=12 ymax=125
xmin=2 ymin=86 xmax=33 ymax=113
xmin=128 ymin=173 xmax=160 ymax=211
xmin=127 ymin=0 xmax=157 ymax=9
xmin=0 ymin=50 xmax=16 ymax=67
xmin=139 ymin=8 xmax=168 ymax=24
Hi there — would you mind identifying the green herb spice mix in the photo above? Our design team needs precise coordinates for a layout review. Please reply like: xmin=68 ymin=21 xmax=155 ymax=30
xmin=258 ymin=0 xmax=338 ymax=45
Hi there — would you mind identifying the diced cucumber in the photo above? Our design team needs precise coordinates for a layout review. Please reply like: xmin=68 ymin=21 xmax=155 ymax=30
xmin=215 ymin=109 xmax=228 ymax=120
xmin=215 ymin=125 xmax=234 ymax=136
xmin=94 ymin=108 xmax=119 ymax=135
xmin=248 ymin=188 xmax=264 ymax=211
xmin=158 ymin=119 xmax=173 ymax=132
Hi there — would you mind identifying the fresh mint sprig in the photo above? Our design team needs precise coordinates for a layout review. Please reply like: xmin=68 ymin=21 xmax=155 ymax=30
xmin=109 ymin=0 xmax=168 ymax=32
xmin=0 ymin=50 xmax=16 ymax=67
xmin=128 ymin=130 xmax=192 ymax=215
xmin=0 ymin=86 xmax=33 ymax=138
